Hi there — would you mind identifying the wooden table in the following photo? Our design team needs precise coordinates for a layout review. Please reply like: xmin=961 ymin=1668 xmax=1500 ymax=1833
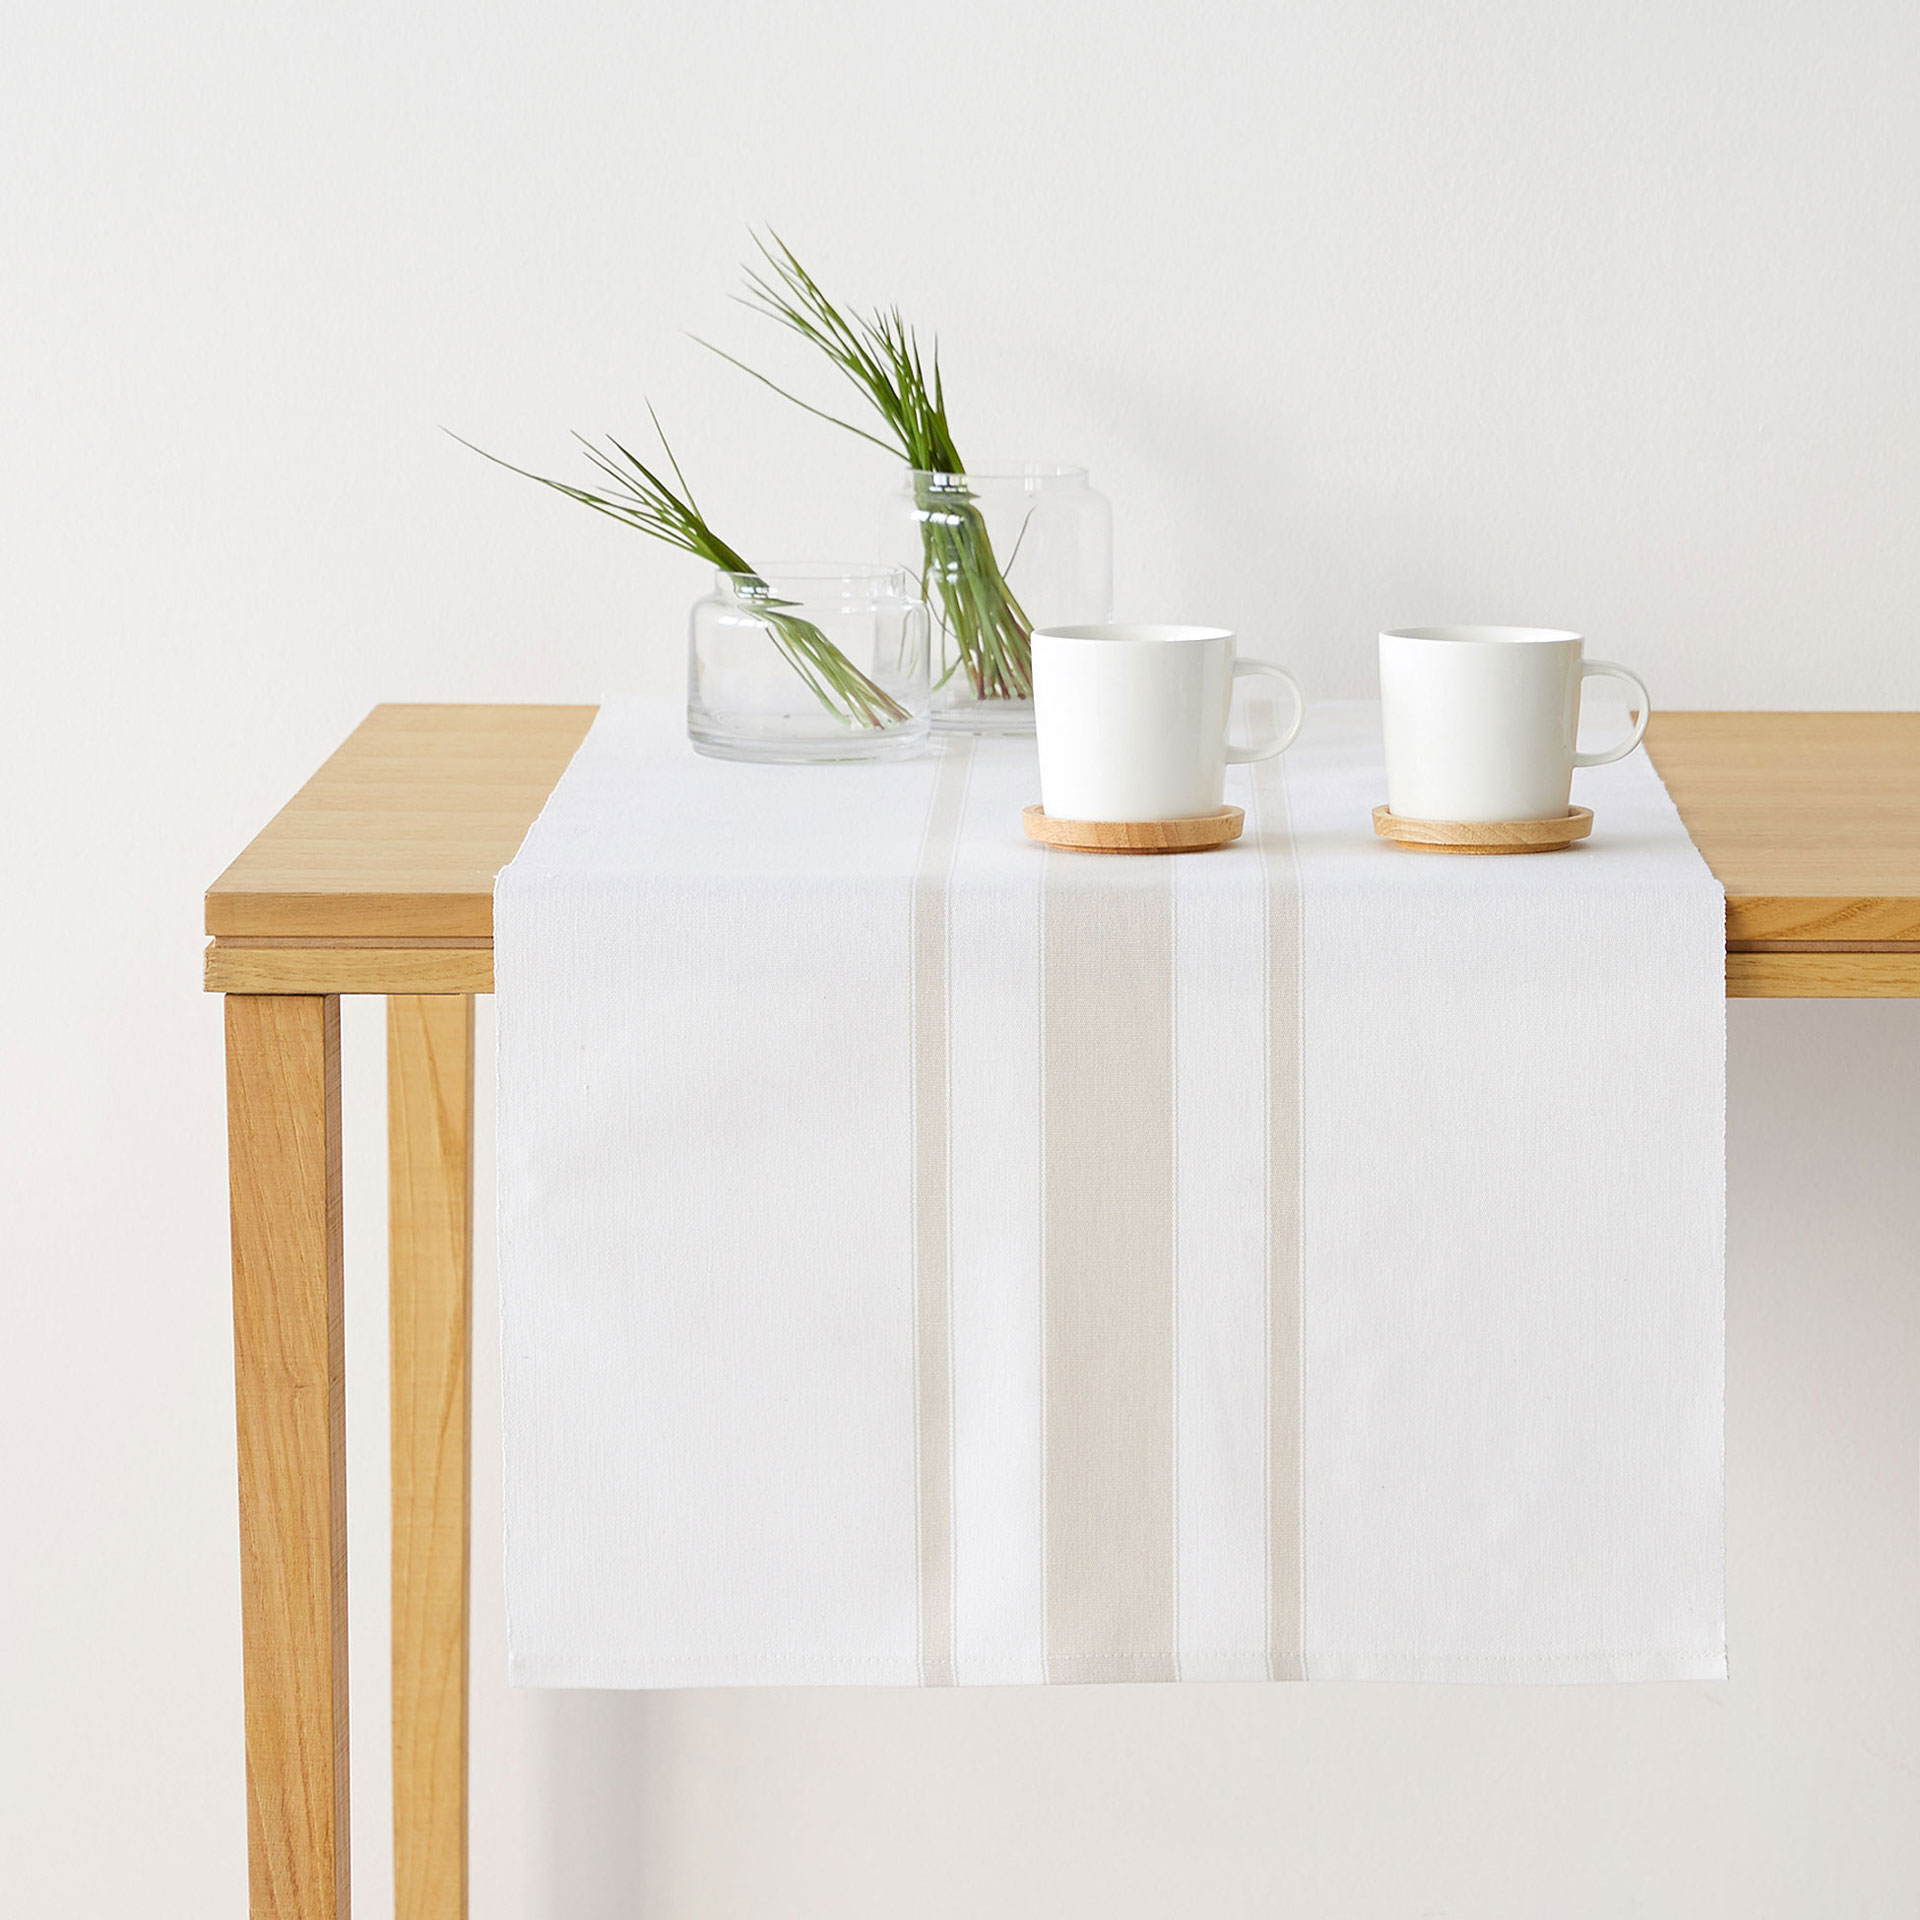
xmin=205 ymin=706 xmax=1920 ymax=1919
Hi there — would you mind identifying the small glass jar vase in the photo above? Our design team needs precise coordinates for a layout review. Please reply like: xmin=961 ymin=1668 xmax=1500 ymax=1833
xmin=881 ymin=465 xmax=1113 ymax=735
xmin=687 ymin=563 xmax=931 ymax=763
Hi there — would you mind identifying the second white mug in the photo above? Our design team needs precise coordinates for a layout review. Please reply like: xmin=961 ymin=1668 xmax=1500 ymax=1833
xmin=1379 ymin=626 xmax=1650 ymax=822
xmin=1033 ymin=623 xmax=1304 ymax=822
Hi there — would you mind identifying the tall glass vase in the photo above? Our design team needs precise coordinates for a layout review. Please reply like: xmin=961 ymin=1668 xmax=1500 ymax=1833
xmin=882 ymin=465 xmax=1112 ymax=735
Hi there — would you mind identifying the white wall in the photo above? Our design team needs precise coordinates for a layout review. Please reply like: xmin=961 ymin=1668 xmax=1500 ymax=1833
xmin=2 ymin=2 xmax=1916 ymax=1914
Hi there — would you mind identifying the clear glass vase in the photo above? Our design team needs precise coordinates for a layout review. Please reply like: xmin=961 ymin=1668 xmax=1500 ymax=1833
xmin=687 ymin=563 xmax=931 ymax=763
xmin=882 ymin=465 xmax=1113 ymax=735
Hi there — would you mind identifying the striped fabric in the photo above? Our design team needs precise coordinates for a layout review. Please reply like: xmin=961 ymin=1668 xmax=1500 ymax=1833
xmin=497 ymin=698 xmax=1724 ymax=1687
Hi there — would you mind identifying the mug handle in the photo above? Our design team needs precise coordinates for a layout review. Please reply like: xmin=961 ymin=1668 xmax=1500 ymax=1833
xmin=1572 ymin=660 xmax=1652 ymax=768
xmin=1226 ymin=659 xmax=1306 ymax=763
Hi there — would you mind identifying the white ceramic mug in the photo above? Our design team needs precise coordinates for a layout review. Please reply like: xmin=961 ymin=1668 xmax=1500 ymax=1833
xmin=1379 ymin=626 xmax=1651 ymax=822
xmin=1033 ymin=623 xmax=1304 ymax=821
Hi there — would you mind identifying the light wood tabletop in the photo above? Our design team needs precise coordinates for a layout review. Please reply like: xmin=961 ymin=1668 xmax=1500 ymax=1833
xmin=205 ymin=702 xmax=1920 ymax=1920
xmin=205 ymin=704 xmax=597 ymax=994
xmin=206 ymin=703 xmax=1920 ymax=999
xmin=1646 ymin=712 xmax=1920 ymax=995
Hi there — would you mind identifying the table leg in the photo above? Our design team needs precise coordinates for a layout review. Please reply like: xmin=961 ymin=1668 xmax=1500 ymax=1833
xmin=227 ymin=994 xmax=351 ymax=1920
xmin=387 ymin=996 xmax=474 ymax=1920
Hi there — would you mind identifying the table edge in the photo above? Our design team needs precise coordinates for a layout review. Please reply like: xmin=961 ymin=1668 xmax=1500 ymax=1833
xmin=202 ymin=706 xmax=1920 ymax=993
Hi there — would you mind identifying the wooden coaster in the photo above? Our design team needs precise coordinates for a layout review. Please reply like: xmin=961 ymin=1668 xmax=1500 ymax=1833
xmin=1371 ymin=804 xmax=1594 ymax=854
xmin=1023 ymin=804 xmax=1245 ymax=855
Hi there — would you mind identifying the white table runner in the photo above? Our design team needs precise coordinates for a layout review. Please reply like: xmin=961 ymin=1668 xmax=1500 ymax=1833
xmin=496 ymin=698 xmax=1725 ymax=1686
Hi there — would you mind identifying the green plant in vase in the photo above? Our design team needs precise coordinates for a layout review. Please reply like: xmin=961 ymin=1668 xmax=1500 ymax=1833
xmin=453 ymin=418 xmax=909 ymax=727
xmin=701 ymin=236 xmax=1035 ymax=704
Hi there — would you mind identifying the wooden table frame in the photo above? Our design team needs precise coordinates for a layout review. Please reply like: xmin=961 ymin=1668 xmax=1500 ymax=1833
xmin=206 ymin=706 xmax=1920 ymax=1919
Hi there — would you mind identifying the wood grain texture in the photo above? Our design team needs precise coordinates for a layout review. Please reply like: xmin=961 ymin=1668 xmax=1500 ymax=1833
xmin=206 ymin=705 xmax=595 ymax=940
xmin=1644 ymin=712 xmax=1920 ymax=943
xmin=1371 ymin=804 xmax=1593 ymax=854
xmin=388 ymin=998 xmax=475 ymax=1920
xmin=207 ymin=944 xmax=496 ymax=996
xmin=1022 ymin=803 xmax=1244 ymax=853
xmin=1726 ymin=950 xmax=1920 ymax=997
xmin=227 ymin=995 xmax=350 ymax=1920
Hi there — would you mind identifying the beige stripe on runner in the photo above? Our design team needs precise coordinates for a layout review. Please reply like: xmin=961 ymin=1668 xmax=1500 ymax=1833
xmin=1041 ymin=850 xmax=1179 ymax=1683
xmin=911 ymin=737 xmax=974 ymax=1686
xmin=1251 ymin=722 xmax=1305 ymax=1680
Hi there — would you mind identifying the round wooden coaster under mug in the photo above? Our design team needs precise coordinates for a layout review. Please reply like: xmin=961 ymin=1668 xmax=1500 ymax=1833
xmin=1371 ymin=803 xmax=1593 ymax=855
xmin=1376 ymin=625 xmax=1649 ymax=854
xmin=1024 ymin=803 xmax=1245 ymax=854
xmin=1027 ymin=623 xmax=1303 ymax=855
